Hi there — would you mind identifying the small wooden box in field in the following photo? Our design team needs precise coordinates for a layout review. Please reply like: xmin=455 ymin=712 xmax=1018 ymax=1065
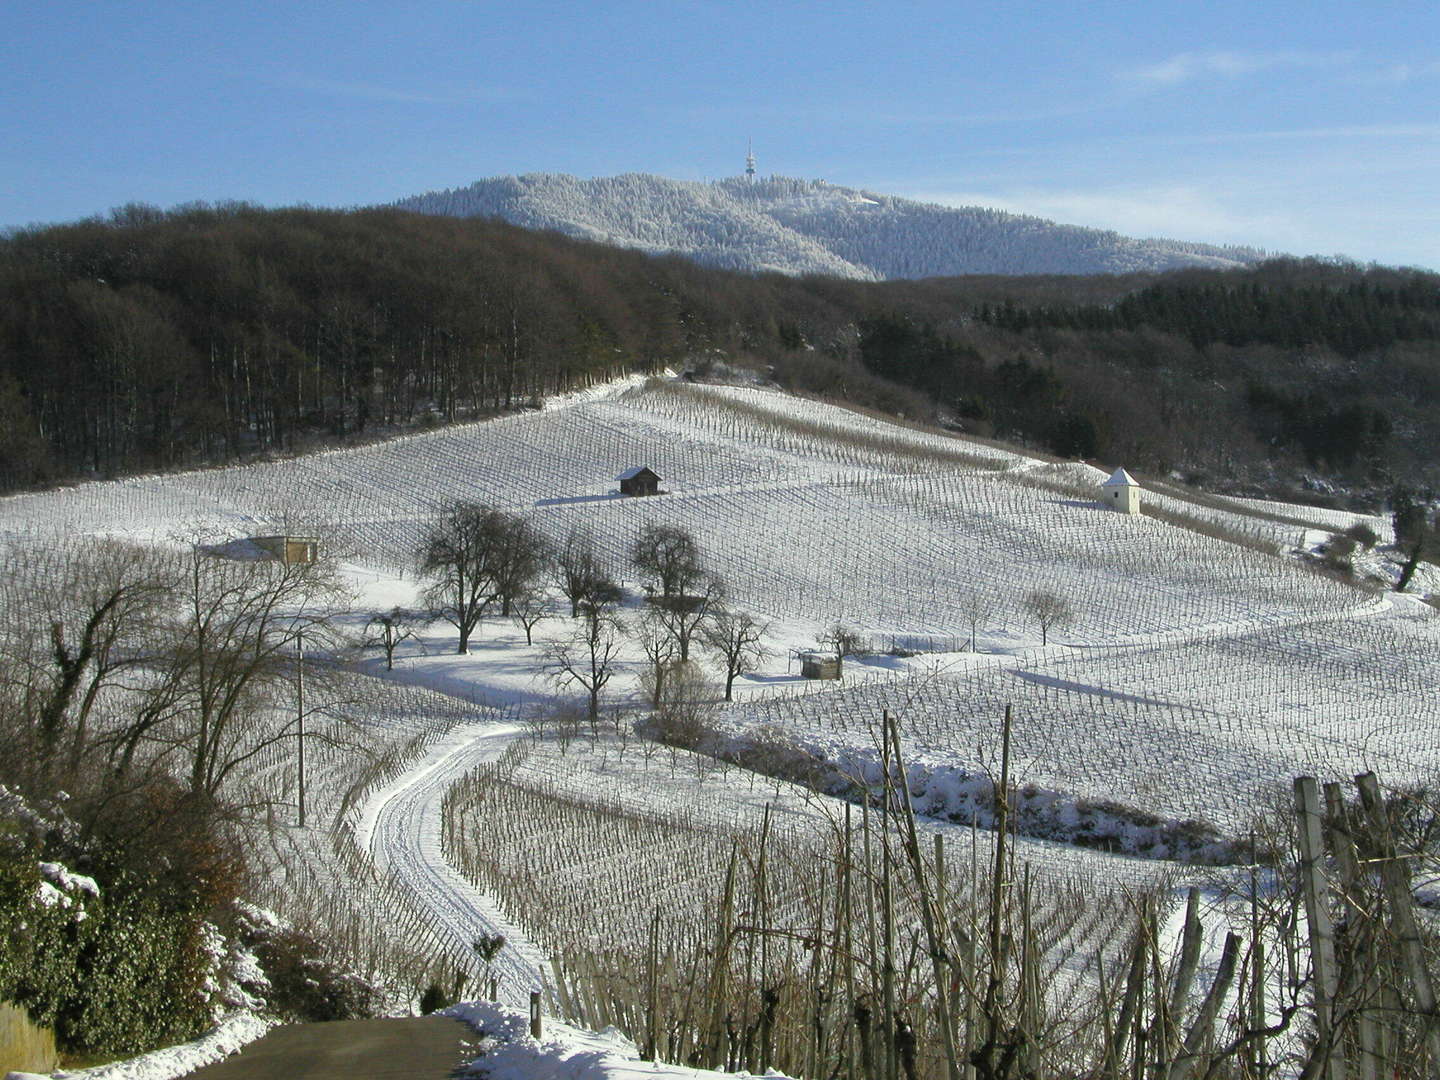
xmin=252 ymin=535 xmax=320 ymax=564
xmin=0 ymin=1002 xmax=58 ymax=1076
xmin=800 ymin=652 xmax=842 ymax=680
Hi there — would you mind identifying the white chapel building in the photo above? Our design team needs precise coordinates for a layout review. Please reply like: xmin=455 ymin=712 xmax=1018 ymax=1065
xmin=1100 ymin=467 xmax=1142 ymax=515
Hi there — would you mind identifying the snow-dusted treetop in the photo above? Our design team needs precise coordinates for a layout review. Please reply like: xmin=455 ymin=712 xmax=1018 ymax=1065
xmin=392 ymin=172 xmax=1268 ymax=279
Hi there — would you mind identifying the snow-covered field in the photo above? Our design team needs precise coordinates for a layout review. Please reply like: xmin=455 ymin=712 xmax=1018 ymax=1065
xmin=5 ymin=374 xmax=1434 ymax=1078
xmin=5 ymin=374 xmax=1429 ymax=842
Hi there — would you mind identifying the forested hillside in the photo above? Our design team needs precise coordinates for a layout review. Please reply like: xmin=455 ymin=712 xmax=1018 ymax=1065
xmin=1 ymin=202 xmax=1437 ymax=499
xmin=957 ymin=260 xmax=1440 ymax=488
xmin=394 ymin=173 xmax=1266 ymax=279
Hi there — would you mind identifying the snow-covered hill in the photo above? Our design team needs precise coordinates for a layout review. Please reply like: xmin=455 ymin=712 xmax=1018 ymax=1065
xmin=4 ymin=374 xmax=1424 ymax=837
xmin=10 ymin=375 xmax=1434 ymax=1078
xmin=392 ymin=173 xmax=1267 ymax=278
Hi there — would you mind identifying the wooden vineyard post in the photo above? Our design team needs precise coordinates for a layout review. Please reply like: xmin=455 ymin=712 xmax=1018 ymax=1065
xmin=296 ymin=630 xmax=306 ymax=829
xmin=936 ymin=831 xmax=976 ymax=1080
xmin=1145 ymin=904 xmax=1167 ymax=1080
xmin=1324 ymin=781 xmax=1379 ymax=1080
xmin=1104 ymin=898 xmax=1148 ymax=1080
xmin=861 ymin=791 xmax=879 ymax=1080
xmin=1166 ymin=931 xmax=1241 ymax=1080
xmin=843 ymin=803 xmax=858 ymax=1080
xmin=1248 ymin=834 xmax=1268 ymax=1080
xmin=1355 ymin=771 xmax=1440 ymax=1078
xmin=886 ymin=711 xmax=964 ymax=1080
xmin=978 ymin=703 xmax=1013 ymax=1078
xmin=757 ymin=804 xmax=775 ymax=1075
xmin=646 ymin=905 xmax=660 ymax=1061
xmin=1165 ymin=888 xmax=1204 ymax=1061
xmin=880 ymin=712 xmax=898 ymax=1080
xmin=1295 ymin=775 xmax=1344 ymax=1080
xmin=701 ymin=842 xmax=739 ymax=1071
xmin=1016 ymin=866 xmax=1037 ymax=1078
xmin=530 ymin=990 xmax=542 ymax=1039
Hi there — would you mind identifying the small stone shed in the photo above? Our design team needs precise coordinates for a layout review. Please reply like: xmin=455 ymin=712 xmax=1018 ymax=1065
xmin=799 ymin=652 xmax=842 ymax=680
xmin=618 ymin=467 xmax=661 ymax=497
xmin=252 ymin=535 xmax=320 ymax=564
xmin=1099 ymin=468 xmax=1142 ymax=515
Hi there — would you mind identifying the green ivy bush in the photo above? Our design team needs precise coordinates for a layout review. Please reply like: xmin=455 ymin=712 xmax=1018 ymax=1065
xmin=0 ymin=851 xmax=214 ymax=1055
xmin=58 ymin=880 xmax=213 ymax=1053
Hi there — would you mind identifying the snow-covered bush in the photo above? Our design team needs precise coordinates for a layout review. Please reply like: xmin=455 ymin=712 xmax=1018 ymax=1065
xmin=0 ymin=790 xmax=253 ymax=1057
xmin=229 ymin=903 xmax=383 ymax=1023
xmin=0 ymin=847 xmax=215 ymax=1055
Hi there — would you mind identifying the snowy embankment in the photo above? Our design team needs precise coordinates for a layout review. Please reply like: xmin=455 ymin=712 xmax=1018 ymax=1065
xmin=7 ymin=1013 xmax=273 ymax=1080
xmin=446 ymin=1001 xmax=793 ymax=1080
xmin=357 ymin=720 xmax=551 ymax=1007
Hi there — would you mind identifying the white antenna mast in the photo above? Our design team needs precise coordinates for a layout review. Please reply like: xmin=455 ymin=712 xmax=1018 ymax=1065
xmin=745 ymin=138 xmax=756 ymax=181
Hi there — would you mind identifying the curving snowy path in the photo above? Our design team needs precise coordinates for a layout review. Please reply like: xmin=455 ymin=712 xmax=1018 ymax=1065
xmin=358 ymin=720 xmax=551 ymax=1008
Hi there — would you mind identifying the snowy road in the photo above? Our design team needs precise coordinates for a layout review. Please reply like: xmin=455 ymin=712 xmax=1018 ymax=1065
xmin=358 ymin=720 xmax=551 ymax=1009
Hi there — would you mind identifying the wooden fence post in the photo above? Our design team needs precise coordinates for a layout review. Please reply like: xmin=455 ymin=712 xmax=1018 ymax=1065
xmin=1355 ymin=771 xmax=1440 ymax=1078
xmin=1295 ymin=775 xmax=1344 ymax=1080
xmin=1324 ymin=781 xmax=1380 ymax=1080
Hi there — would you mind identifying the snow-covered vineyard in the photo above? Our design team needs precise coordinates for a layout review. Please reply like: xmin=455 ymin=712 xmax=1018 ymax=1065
xmin=4 ymin=374 xmax=1436 ymax=1078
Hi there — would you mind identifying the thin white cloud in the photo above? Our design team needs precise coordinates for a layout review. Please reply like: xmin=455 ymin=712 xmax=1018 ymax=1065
xmin=1366 ymin=60 xmax=1440 ymax=83
xmin=1155 ymin=123 xmax=1440 ymax=145
xmin=907 ymin=181 xmax=1438 ymax=268
xmin=264 ymin=75 xmax=526 ymax=107
xmin=912 ymin=185 xmax=1286 ymax=247
xmin=1126 ymin=50 xmax=1348 ymax=86
xmin=647 ymin=98 xmax=1106 ymax=130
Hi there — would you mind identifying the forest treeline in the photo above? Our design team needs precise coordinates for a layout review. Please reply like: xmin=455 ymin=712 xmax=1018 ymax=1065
xmin=1 ymin=201 xmax=1437 ymax=496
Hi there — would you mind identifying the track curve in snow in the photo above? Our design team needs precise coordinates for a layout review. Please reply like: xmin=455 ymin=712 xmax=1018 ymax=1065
xmin=361 ymin=720 xmax=550 ymax=1008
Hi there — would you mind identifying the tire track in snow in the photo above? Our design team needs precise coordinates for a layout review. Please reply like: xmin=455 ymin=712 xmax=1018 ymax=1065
xmin=359 ymin=720 xmax=551 ymax=1008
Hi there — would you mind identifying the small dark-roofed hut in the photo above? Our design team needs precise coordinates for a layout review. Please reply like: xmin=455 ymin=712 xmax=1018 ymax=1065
xmin=618 ymin=467 xmax=661 ymax=497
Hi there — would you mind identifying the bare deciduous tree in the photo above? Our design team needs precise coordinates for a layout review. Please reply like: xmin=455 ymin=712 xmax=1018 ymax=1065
xmin=509 ymin=589 xmax=548 ymax=646
xmin=818 ymin=622 xmax=864 ymax=660
xmin=363 ymin=607 xmax=418 ymax=670
xmin=1023 ymin=588 xmax=1073 ymax=646
xmin=653 ymin=576 xmax=725 ymax=662
xmin=701 ymin=608 xmax=769 ymax=701
xmin=631 ymin=523 xmax=703 ymax=600
xmin=544 ymin=607 xmax=625 ymax=726
xmin=1 ymin=538 xmax=176 ymax=784
xmin=419 ymin=503 xmax=543 ymax=652
xmin=959 ymin=589 xmax=998 ymax=653
xmin=555 ymin=528 xmax=621 ymax=618
xmin=635 ymin=606 xmax=679 ymax=709
xmin=168 ymin=541 xmax=347 ymax=802
xmin=490 ymin=516 xmax=548 ymax=618
xmin=650 ymin=659 xmax=717 ymax=754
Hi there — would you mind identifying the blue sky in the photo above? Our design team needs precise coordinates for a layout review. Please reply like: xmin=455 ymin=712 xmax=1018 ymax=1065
xmin=3 ymin=1 xmax=1437 ymax=268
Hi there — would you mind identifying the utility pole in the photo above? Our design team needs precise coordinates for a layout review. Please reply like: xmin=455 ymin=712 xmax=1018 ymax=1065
xmin=296 ymin=629 xmax=306 ymax=829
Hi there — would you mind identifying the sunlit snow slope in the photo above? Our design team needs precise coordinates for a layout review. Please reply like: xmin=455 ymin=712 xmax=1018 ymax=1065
xmin=393 ymin=173 xmax=1267 ymax=278
xmin=3 ymin=376 xmax=1427 ymax=839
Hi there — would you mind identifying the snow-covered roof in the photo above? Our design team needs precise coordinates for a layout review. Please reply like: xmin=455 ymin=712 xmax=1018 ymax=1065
xmin=1101 ymin=467 xmax=1139 ymax=488
xmin=616 ymin=466 xmax=658 ymax=481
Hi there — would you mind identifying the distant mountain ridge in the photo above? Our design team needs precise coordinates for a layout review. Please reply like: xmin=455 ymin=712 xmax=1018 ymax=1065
xmin=393 ymin=172 xmax=1268 ymax=279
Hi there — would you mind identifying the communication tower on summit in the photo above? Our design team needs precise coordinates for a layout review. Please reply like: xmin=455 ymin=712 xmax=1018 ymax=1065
xmin=745 ymin=139 xmax=756 ymax=181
